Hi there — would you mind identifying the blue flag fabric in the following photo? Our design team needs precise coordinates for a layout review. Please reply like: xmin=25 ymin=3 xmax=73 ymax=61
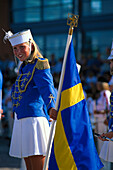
xmin=48 ymin=40 xmax=104 ymax=170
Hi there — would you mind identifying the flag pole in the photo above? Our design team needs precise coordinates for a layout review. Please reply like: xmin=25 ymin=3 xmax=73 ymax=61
xmin=43 ymin=14 xmax=79 ymax=170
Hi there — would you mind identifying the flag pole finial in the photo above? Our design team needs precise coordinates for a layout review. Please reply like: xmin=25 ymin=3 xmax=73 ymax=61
xmin=67 ymin=14 xmax=79 ymax=35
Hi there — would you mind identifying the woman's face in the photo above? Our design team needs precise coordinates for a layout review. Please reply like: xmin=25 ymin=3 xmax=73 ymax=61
xmin=13 ymin=43 xmax=30 ymax=61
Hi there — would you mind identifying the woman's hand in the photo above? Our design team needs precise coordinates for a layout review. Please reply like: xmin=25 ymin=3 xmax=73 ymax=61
xmin=98 ymin=131 xmax=113 ymax=141
xmin=49 ymin=108 xmax=57 ymax=120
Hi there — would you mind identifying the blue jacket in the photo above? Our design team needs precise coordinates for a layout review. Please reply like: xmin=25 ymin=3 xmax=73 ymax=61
xmin=11 ymin=57 xmax=56 ymax=120
xmin=109 ymin=91 xmax=113 ymax=131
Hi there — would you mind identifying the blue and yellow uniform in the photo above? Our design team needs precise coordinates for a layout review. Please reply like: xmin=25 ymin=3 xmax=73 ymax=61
xmin=108 ymin=91 xmax=113 ymax=131
xmin=11 ymin=57 xmax=56 ymax=120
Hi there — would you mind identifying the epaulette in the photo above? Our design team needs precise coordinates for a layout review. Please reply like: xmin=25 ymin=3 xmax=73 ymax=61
xmin=35 ymin=57 xmax=50 ymax=70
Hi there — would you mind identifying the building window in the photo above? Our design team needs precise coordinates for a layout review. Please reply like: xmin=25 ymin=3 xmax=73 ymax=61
xmin=91 ymin=0 xmax=102 ymax=14
xmin=12 ymin=0 xmax=41 ymax=23
xmin=34 ymin=35 xmax=44 ymax=55
xmin=82 ymin=0 xmax=113 ymax=16
xmin=43 ymin=4 xmax=72 ymax=21
xmin=34 ymin=34 xmax=68 ymax=61
xmin=11 ymin=0 xmax=73 ymax=23
xmin=46 ymin=34 xmax=67 ymax=60
xmin=85 ymin=30 xmax=113 ymax=59
xmin=43 ymin=0 xmax=72 ymax=5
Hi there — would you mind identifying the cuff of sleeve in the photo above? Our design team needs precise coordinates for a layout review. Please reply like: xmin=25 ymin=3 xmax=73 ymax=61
xmin=47 ymin=103 xmax=55 ymax=114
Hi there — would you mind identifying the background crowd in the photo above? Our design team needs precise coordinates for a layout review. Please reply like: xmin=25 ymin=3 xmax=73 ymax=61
xmin=0 ymin=47 xmax=112 ymax=150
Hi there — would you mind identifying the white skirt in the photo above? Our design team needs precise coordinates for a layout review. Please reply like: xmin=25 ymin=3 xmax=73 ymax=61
xmin=9 ymin=114 xmax=50 ymax=158
xmin=99 ymin=139 xmax=113 ymax=163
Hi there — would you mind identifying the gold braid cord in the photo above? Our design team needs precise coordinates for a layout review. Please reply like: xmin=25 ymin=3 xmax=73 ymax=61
xmin=36 ymin=58 xmax=50 ymax=70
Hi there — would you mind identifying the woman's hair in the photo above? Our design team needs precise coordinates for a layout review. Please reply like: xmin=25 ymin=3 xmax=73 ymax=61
xmin=26 ymin=39 xmax=43 ymax=59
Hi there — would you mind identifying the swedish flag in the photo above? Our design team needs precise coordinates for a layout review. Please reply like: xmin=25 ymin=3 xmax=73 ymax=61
xmin=48 ymin=39 xmax=103 ymax=170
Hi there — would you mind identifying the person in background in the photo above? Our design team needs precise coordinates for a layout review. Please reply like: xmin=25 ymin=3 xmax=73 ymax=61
xmin=49 ymin=53 xmax=57 ymax=74
xmin=108 ymin=76 xmax=113 ymax=92
xmin=86 ymin=90 xmax=95 ymax=132
xmin=88 ymin=81 xmax=111 ymax=153
xmin=103 ymin=76 xmax=113 ymax=126
xmin=0 ymin=70 xmax=3 ymax=136
xmin=3 ymin=81 xmax=13 ymax=138
xmin=98 ymin=41 xmax=113 ymax=163
xmin=3 ymin=29 xmax=57 ymax=170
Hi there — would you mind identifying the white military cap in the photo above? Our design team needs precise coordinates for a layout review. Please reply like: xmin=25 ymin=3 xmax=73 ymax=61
xmin=3 ymin=29 xmax=33 ymax=46
xmin=108 ymin=41 xmax=113 ymax=60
